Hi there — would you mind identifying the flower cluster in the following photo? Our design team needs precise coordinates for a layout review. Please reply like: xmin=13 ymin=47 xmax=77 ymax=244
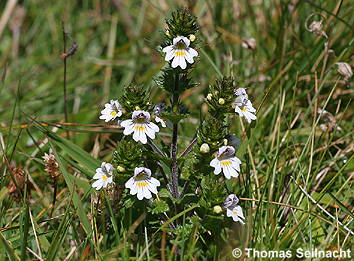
xmin=95 ymin=93 xmax=163 ymax=200
xmin=43 ymin=150 xmax=61 ymax=180
xmin=99 ymin=99 xmax=163 ymax=145
xmin=90 ymin=9 xmax=250 ymax=232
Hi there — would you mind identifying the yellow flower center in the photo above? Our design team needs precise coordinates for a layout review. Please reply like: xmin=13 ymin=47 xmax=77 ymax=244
xmin=134 ymin=126 xmax=146 ymax=131
xmin=136 ymin=181 xmax=148 ymax=187
xmin=102 ymin=175 xmax=108 ymax=181
xmin=111 ymin=111 xmax=117 ymax=116
xmin=233 ymin=210 xmax=237 ymax=215
xmin=241 ymin=107 xmax=247 ymax=112
xmin=175 ymin=50 xmax=186 ymax=56
xmin=221 ymin=160 xmax=231 ymax=166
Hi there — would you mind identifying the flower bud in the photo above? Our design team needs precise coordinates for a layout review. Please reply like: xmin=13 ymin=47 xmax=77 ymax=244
xmin=336 ymin=62 xmax=352 ymax=81
xmin=218 ymin=98 xmax=225 ymax=105
xmin=199 ymin=143 xmax=210 ymax=153
xmin=213 ymin=205 xmax=222 ymax=214
xmin=43 ymin=152 xmax=61 ymax=179
xmin=241 ymin=38 xmax=256 ymax=50
xmin=309 ymin=21 xmax=323 ymax=34
xmin=207 ymin=93 xmax=213 ymax=100
xmin=165 ymin=30 xmax=170 ymax=37
xmin=189 ymin=34 xmax=196 ymax=42
xmin=135 ymin=106 xmax=140 ymax=110
xmin=117 ymin=165 xmax=125 ymax=172
xmin=305 ymin=14 xmax=328 ymax=38
xmin=223 ymin=139 xmax=228 ymax=145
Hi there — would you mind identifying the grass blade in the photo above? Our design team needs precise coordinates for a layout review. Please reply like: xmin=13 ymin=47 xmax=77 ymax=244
xmin=0 ymin=232 xmax=20 ymax=261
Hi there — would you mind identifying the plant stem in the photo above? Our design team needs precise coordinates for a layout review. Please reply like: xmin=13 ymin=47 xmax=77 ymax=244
xmin=50 ymin=180 xmax=57 ymax=217
xmin=179 ymin=137 xmax=197 ymax=158
xmin=170 ymin=73 xmax=180 ymax=198
xmin=171 ymin=123 xmax=179 ymax=198
xmin=147 ymin=139 xmax=167 ymax=157
xmin=62 ymin=22 xmax=70 ymax=139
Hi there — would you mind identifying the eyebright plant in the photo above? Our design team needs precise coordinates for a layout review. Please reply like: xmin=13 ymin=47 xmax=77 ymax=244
xmin=94 ymin=8 xmax=257 ymax=253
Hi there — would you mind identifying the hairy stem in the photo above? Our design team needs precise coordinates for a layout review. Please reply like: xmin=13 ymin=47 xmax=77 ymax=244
xmin=179 ymin=137 xmax=197 ymax=158
xmin=171 ymin=123 xmax=179 ymax=198
xmin=171 ymin=73 xmax=180 ymax=198
xmin=62 ymin=22 xmax=70 ymax=139
xmin=148 ymin=139 xmax=167 ymax=157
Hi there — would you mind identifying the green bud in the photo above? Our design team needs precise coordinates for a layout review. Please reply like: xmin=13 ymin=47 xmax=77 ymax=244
xmin=120 ymin=84 xmax=151 ymax=113
xmin=206 ymin=77 xmax=238 ymax=117
xmin=189 ymin=34 xmax=196 ymax=42
xmin=165 ymin=8 xmax=198 ymax=40
xmin=117 ymin=165 xmax=125 ymax=172
xmin=200 ymin=143 xmax=210 ymax=153
xmin=213 ymin=205 xmax=222 ymax=214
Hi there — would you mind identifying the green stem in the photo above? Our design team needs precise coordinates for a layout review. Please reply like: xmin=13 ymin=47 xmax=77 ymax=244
xmin=62 ymin=22 xmax=70 ymax=139
xmin=171 ymin=73 xmax=180 ymax=198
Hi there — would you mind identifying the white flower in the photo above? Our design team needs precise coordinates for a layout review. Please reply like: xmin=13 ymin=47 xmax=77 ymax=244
xmin=224 ymin=194 xmax=245 ymax=224
xmin=120 ymin=110 xmax=160 ymax=144
xmin=162 ymin=36 xmax=198 ymax=69
xmin=210 ymin=146 xmax=241 ymax=179
xmin=153 ymin=103 xmax=167 ymax=127
xmin=224 ymin=194 xmax=239 ymax=208
xmin=226 ymin=205 xmax=245 ymax=224
xmin=99 ymin=100 xmax=123 ymax=122
xmin=92 ymin=162 xmax=114 ymax=190
xmin=125 ymin=167 xmax=160 ymax=200
xmin=234 ymin=96 xmax=257 ymax=123
xmin=155 ymin=116 xmax=167 ymax=128
xmin=234 ymin=88 xmax=248 ymax=98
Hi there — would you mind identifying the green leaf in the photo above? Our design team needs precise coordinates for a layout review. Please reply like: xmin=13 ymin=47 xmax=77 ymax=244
xmin=149 ymin=200 xmax=170 ymax=214
xmin=163 ymin=112 xmax=188 ymax=124
xmin=49 ymin=142 xmax=92 ymax=236
xmin=158 ymin=188 xmax=170 ymax=198
xmin=328 ymin=193 xmax=354 ymax=219
xmin=35 ymin=125 xmax=100 ymax=178
xmin=46 ymin=213 xmax=72 ymax=261
xmin=0 ymin=232 xmax=20 ymax=261
xmin=20 ymin=205 xmax=30 ymax=261
xmin=155 ymin=204 xmax=198 ymax=234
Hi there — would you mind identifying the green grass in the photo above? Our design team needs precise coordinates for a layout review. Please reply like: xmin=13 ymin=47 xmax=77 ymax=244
xmin=0 ymin=0 xmax=353 ymax=260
